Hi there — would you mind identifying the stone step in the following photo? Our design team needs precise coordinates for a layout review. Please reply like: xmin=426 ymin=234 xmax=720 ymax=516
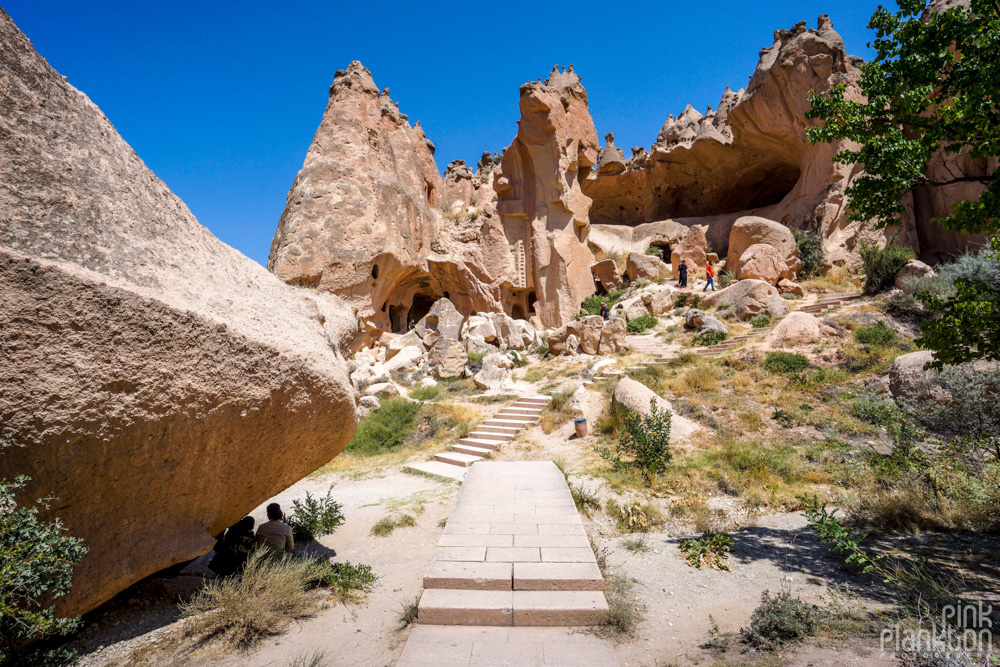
xmin=452 ymin=443 xmax=494 ymax=457
xmin=517 ymin=396 xmax=551 ymax=404
xmin=504 ymin=406 xmax=543 ymax=416
xmin=493 ymin=414 xmax=536 ymax=424
xmin=403 ymin=461 xmax=468 ymax=481
xmin=435 ymin=452 xmax=483 ymax=467
xmin=482 ymin=418 xmax=533 ymax=428
xmin=458 ymin=437 xmax=502 ymax=450
xmin=476 ymin=424 xmax=520 ymax=435
xmin=416 ymin=589 xmax=609 ymax=626
xmin=423 ymin=561 xmax=512 ymax=591
xmin=467 ymin=431 xmax=513 ymax=442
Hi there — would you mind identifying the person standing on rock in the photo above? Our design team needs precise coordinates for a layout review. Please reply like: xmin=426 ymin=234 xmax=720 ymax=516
xmin=703 ymin=262 xmax=716 ymax=292
xmin=678 ymin=260 xmax=688 ymax=288
xmin=255 ymin=503 xmax=294 ymax=553
xmin=600 ymin=302 xmax=610 ymax=320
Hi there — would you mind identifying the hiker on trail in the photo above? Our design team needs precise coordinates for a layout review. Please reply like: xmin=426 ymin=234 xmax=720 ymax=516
xmin=255 ymin=503 xmax=294 ymax=553
xmin=678 ymin=259 xmax=688 ymax=288
xmin=600 ymin=302 xmax=610 ymax=320
xmin=703 ymin=262 xmax=717 ymax=292
xmin=209 ymin=516 xmax=256 ymax=577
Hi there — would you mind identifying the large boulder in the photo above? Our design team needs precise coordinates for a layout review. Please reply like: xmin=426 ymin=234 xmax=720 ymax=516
xmin=591 ymin=258 xmax=623 ymax=292
xmin=765 ymin=311 xmax=825 ymax=346
xmin=415 ymin=298 xmax=465 ymax=342
xmin=513 ymin=319 xmax=537 ymax=348
xmin=670 ymin=225 xmax=709 ymax=280
xmin=648 ymin=287 xmax=679 ymax=315
xmin=547 ymin=320 xmax=584 ymax=356
xmin=382 ymin=345 xmax=424 ymax=374
xmin=727 ymin=216 xmax=802 ymax=276
xmin=578 ymin=315 xmax=605 ymax=355
xmin=888 ymin=351 xmax=951 ymax=405
xmin=473 ymin=353 xmax=514 ymax=391
xmin=0 ymin=13 xmax=358 ymax=617
xmin=612 ymin=376 xmax=672 ymax=416
xmin=464 ymin=315 xmax=497 ymax=342
xmin=626 ymin=252 xmax=660 ymax=282
xmin=702 ymin=279 xmax=786 ymax=320
xmin=615 ymin=296 xmax=651 ymax=321
xmin=894 ymin=259 xmax=936 ymax=288
xmin=599 ymin=318 xmax=628 ymax=354
xmin=427 ymin=339 xmax=467 ymax=379
xmin=777 ymin=278 xmax=804 ymax=296
xmin=699 ymin=316 xmax=728 ymax=336
xmin=465 ymin=334 xmax=495 ymax=357
xmin=684 ymin=309 xmax=708 ymax=329
xmin=736 ymin=243 xmax=793 ymax=285
xmin=386 ymin=329 xmax=426 ymax=359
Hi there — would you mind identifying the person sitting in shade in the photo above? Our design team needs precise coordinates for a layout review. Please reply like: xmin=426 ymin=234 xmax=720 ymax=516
xmin=255 ymin=502 xmax=294 ymax=553
xmin=208 ymin=516 xmax=256 ymax=577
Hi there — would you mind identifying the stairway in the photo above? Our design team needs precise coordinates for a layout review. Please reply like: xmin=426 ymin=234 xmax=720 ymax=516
xmin=415 ymin=461 xmax=609 ymax=627
xmin=404 ymin=395 xmax=550 ymax=480
xmin=619 ymin=292 xmax=862 ymax=367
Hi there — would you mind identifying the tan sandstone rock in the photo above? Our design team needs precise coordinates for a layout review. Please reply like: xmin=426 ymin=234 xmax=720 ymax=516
xmin=598 ymin=318 xmax=628 ymax=354
xmin=727 ymin=216 xmax=802 ymax=276
xmin=626 ymin=252 xmax=660 ymax=282
xmin=670 ymin=225 xmax=709 ymax=280
xmin=578 ymin=315 xmax=605 ymax=355
xmin=427 ymin=339 xmax=467 ymax=379
xmin=591 ymin=258 xmax=623 ymax=292
xmin=0 ymin=12 xmax=358 ymax=617
xmin=612 ymin=377 xmax=672 ymax=416
xmin=765 ymin=311 xmax=824 ymax=346
xmin=777 ymin=279 xmax=804 ymax=295
xmin=736 ymin=243 xmax=792 ymax=284
xmin=702 ymin=279 xmax=786 ymax=320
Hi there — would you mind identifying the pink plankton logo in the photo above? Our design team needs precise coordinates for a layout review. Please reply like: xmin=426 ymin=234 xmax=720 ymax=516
xmin=881 ymin=602 xmax=994 ymax=658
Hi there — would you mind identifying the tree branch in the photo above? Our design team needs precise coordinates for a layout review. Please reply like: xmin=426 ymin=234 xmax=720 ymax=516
xmin=918 ymin=175 xmax=997 ymax=187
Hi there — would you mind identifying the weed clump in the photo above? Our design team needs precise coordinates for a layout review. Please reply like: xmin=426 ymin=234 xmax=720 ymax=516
xmin=409 ymin=384 xmax=441 ymax=401
xmin=370 ymin=514 xmax=417 ymax=537
xmin=750 ymin=314 xmax=771 ymax=328
xmin=596 ymin=399 xmax=672 ymax=482
xmin=539 ymin=391 xmax=580 ymax=434
xmin=626 ymin=314 xmax=658 ymax=333
xmin=694 ymin=330 xmax=726 ymax=346
xmin=345 ymin=398 xmax=420 ymax=456
xmin=741 ymin=590 xmax=824 ymax=648
xmin=287 ymin=487 xmax=344 ymax=543
xmin=763 ymin=351 xmax=809 ymax=373
xmin=853 ymin=321 xmax=898 ymax=346
xmin=859 ymin=241 xmax=915 ymax=295
xmin=678 ymin=533 xmax=733 ymax=570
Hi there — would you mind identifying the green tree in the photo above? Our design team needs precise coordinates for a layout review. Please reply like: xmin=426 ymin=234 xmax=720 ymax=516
xmin=1 ymin=439 xmax=87 ymax=664
xmin=806 ymin=0 xmax=999 ymax=367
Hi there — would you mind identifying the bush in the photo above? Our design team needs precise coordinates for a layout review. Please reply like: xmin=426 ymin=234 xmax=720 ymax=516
xmin=853 ymin=321 xmax=898 ymax=346
xmin=792 ymin=228 xmax=825 ymax=278
xmin=717 ymin=270 xmax=735 ymax=289
xmin=597 ymin=399 xmax=672 ymax=480
xmin=409 ymin=384 xmax=440 ymax=401
xmin=466 ymin=351 xmax=485 ymax=373
xmin=0 ymin=472 xmax=87 ymax=665
xmin=344 ymin=398 xmax=420 ymax=455
xmin=859 ymin=241 xmax=915 ymax=295
xmin=645 ymin=245 xmax=664 ymax=260
xmin=694 ymin=330 xmax=726 ymax=346
xmin=626 ymin=314 xmax=658 ymax=333
xmin=678 ymin=533 xmax=733 ymax=570
xmin=312 ymin=560 xmax=377 ymax=599
xmin=750 ymin=314 xmax=771 ymax=328
xmin=602 ymin=573 xmax=640 ymax=635
xmin=582 ymin=288 xmax=626 ymax=316
xmin=539 ymin=390 xmax=579 ymax=434
xmin=850 ymin=393 xmax=899 ymax=425
xmin=763 ymin=351 xmax=809 ymax=373
xmin=370 ymin=514 xmax=416 ymax=537
xmin=675 ymin=293 xmax=690 ymax=308
xmin=287 ymin=487 xmax=344 ymax=543
xmin=181 ymin=550 xmax=326 ymax=649
xmin=741 ymin=591 xmax=824 ymax=648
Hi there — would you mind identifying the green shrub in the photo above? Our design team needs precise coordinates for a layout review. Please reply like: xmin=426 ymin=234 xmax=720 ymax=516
xmin=582 ymin=288 xmax=626 ymax=316
xmin=345 ymin=398 xmax=420 ymax=456
xmin=287 ymin=487 xmax=344 ymax=543
xmin=792 ymin=228 xmax=824 ymax=278
xmin=370 ymin=514 xmax=416 ymax=537
xmin=314 ymin=560 xmax=377 ymax=599
xmin=694 ymin=330 xmax=727 ymax=346
xmin=645 ymin=245 xmax=664 ymax=260
xmin=750 ymin=314 xmax=771 ymax=328
xmin=853 ymin=321 xmax=898 ymax=346
xmin=626 ymin=314 xmax=658 ymax=333
xmin=409 ymin=384 xmax=440 ymax=401
xmin=466 ymin=352 xmax=485 ymax=373
xmin=763 ymin=351 xmax=809 ymax=373
xmin=0 ymin=470 xmax=87 ymax=665
xmin=675 ymin=293 xmax=690 ymax=308
xmin=850 ymin=393 xmax=898 ymax=425
xmin=597 ymin=399 xmax=672 ymax=480
xmin=691 ymin=295 xmax=703 ymax=308
xmin=859 ymin=241 xmax=915 ymax=295
xmin=741 ymin=591 xmax=824 ymax=648
xmin=717 ymin=270 xmax=735 ymax=289
xmin=678 ymin=533 xmax=733 ymax=570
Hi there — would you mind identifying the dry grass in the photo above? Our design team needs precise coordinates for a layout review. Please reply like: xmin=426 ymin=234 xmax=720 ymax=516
xmin=370 ymin=513 xmax=417 ymax=537
xmin=180 ymin=550 xmax=324 ymax=650
xmin=799 ymin=266 xmax=859 ymax=292
xmin=592 ymin=248 xmax=628 ymax=275
xmin=538 ymin=390 xmax=581 ymax=434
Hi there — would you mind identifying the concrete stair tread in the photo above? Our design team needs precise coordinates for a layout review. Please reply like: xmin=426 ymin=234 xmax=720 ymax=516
xmin=404 ymin=461 xmax=468 ymax=480
xmin=460 ymin=437 xmax=505 ymax=448
xmin=466 ymin=431 xmax=512 ymax=442
xmin=453 ymin=444 xmax=494 ymax=457
xmin=436 ymin=452 xmax=484 ymax=467
xmin=417 ymin=589 xmax=609 ymax=626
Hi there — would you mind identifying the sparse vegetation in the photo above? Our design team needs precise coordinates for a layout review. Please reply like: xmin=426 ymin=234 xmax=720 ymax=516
xmin=792 ymin=228 xmax=824 ymax=278
xmin=763 ymin=351 xmax=809 ymax=373
xmin=317 ymin=560 xmax=377 ymax=600
xmin=678 ymin=533 xmax=733 ymax=570
xmin=539 ymin=390 xmax=580 ymax=434
xmin=370 ymin=513 xmax=417 ymax=537
xmin=645 ymin=245 xmax=664 ymax=260
xmin=466 ymin=351 xmax=485 ymax=373
xmin=409 ymin=384 xmax=441 ymax=401
xmin=288 ymin=651 xmax=332 ymax=667
xmin=398 ymin=596 xmax=420 ymax=626
xmin=675 ymin=293 xmax=690 ymax=308
xmin=345 ymin=398 xmax=420 ymax=456
xmin=622 ymin=535 xmax=650 ymax=553
xmin=582 ymin=288 xmax=626 ymax=316
xmin=859 ymin=241 xmax=915 ymax=295
xmin=570 ymin=483 xmax=601 ymax=515
xmin=601 ymin=573 xmax=640 ymax=635
xmin=694 ymin=329 xmax=726 ymax=346
xmin=741 ymin=590 xmax=824 ymax=648
xmin=287 ymin=487 xmax=345 ymax=543
xmin=750 ymin=314 xmax=771 ymax=328
xmin=596 ymin=399 xmax=672 ymax=483
xmin=626 ymin=313 xmax=658 ymax=333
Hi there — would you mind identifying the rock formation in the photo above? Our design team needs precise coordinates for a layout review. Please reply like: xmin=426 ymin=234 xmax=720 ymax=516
xmin=0 ymin=10 xmax=358 ymax=616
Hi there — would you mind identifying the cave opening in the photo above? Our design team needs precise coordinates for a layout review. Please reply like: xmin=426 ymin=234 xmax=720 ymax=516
xmin=389 ymin=305 xmax=406 ymax=333
xmin=511 ymin=304 xmax=526 ymax=320
xmin=408 ymin=294 xmax=437 ymax=328
xmin=648 ymin=241 xmax=671 ymax=261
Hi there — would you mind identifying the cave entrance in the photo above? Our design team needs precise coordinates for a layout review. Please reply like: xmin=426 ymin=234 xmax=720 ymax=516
xmin=648 ymin=241 xmax=671 ymax=262
xmin=389 ymin=305 xmax=406 ymax=333
xmin=511 ymin=304 xmax=526 ymax=320
xmin=408 ymin=294 xmax=437 ymax=328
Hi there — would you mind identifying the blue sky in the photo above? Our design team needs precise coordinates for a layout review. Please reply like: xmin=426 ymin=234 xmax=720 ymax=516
xmin=5 ymin=1 xmax=882 ymax=266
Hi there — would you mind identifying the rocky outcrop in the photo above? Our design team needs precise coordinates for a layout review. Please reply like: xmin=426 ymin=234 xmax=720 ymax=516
xmin=736 ymin=244 xmax=793 ymax=284
xmin=267 ymin=61 xmax=505 ymax=341
xmin=728 ymin=216 xmax=803 ymax=276
xmin=548 ymin=315 xmax=627 ymax=356
xmin=765 ymin=311 xmax=828 ymax=346
xmin=701 ymin=279 xmax=786 ymax=320
xmin=670 ymin=226 xmax=709 ymax=280
xmin=612 ymin=377 xmax=671 ymax=416
xmin=591 ymin=258 xmax=623 ymax=292
xmin=597 ymin=132 xmax=627 ymax=175
xmin=626 ymin=253 xmax=660 ymax=282
xmin=493 ymin=65 xmax=599 ymax=328
xmin=0 ymin=11 xmax=358 ymax=616
xmin=894 ymin=259 xmax=936 ymax=288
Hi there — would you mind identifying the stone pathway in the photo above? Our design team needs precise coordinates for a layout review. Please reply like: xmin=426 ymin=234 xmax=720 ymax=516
xmin=397 ymin=461 xmax=616 ymax=665
xmin=405 ymin=396 xmax=550 ymax=480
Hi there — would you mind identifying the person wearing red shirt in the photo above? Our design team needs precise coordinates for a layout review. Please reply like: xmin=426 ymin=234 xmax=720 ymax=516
xmin=703 ymin=262 xmax=717 ymax=292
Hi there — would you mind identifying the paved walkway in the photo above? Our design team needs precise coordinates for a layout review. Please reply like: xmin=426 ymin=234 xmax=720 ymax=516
xmin=397 ymin=461 xmax=617 ymax=666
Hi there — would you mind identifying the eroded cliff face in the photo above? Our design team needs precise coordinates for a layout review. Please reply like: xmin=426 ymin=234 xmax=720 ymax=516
xmin=493 ymin=66 xmax=600 ymax=328
xmin=582 ymin=16 xmax=881 ymax=266
xmin=267 ymin=62 xmax=508 ymax=339
xmin=0 ymin=10 xmax=359 ymax=616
